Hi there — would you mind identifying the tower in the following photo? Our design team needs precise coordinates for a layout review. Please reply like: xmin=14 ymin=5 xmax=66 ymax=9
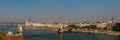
xmin=18 ymin=25 xmax=23 ymax=36
xmin=111 ymin=17 xmax=116 ymax=23
xmin=58 ymin=25 xmax=64 ymax=33
xmin=25 ymin=19 xmax=32 ymax=26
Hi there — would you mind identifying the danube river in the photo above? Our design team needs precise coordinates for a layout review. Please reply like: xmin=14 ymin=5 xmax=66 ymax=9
xmin=0 ymin=25 xmax=120 ymax=40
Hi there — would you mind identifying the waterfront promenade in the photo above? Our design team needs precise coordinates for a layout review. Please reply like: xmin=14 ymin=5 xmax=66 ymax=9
xmin=61 ymin=28 xmax=120 ymax=36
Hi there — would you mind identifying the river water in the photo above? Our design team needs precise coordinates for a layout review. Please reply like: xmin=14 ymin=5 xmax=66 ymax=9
xmin=0 ymin=25 xmax=120 ymax=40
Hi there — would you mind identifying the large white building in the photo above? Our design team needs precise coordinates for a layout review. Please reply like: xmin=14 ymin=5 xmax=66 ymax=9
xmin=25 ymin=19 xmax=68 ymax=28
xmin=77 ymin=17 xmax=116 ymax=29
xmin=95 ymin=22 xmax=108 ymax=29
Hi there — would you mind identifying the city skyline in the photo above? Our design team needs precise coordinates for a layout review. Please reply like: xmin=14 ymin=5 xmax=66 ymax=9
xmin=0 ymin=0 xmax=120 ymax=22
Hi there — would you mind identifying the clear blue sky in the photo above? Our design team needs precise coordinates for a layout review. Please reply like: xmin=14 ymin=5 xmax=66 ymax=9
xmin=0 ymin=0 xmax=120 ymax=22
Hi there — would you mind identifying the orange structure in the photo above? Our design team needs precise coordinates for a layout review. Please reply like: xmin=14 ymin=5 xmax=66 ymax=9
xmin=2 ymin=25 xmax=25 ymax=40
xmin=2 ymin=35 xmax=25 ymax=40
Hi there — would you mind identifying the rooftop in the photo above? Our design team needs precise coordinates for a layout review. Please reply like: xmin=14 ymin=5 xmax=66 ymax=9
xmin=2 ymin=35 xmax=25 ymax=40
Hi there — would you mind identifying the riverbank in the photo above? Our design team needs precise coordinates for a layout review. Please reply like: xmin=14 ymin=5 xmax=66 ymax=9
xmin=25 ymin=27 xmax=120 ymax=36
xmin=24 ymin=26 xmax=120 ymax=36
xmin=62 ymin=29 xmax=120 ymax=36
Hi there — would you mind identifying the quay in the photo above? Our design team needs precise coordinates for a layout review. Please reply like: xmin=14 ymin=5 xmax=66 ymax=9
xmin=59 ymin=28 xmax=120 ymax=36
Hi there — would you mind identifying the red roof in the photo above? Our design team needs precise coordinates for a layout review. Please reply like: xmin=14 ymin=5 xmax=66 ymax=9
xmin=2 ymin=35 xmax=25 ymax=40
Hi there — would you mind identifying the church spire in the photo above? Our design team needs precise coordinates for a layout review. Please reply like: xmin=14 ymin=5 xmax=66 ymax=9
xmin=111 ymin=17 xmax=116 ymax=23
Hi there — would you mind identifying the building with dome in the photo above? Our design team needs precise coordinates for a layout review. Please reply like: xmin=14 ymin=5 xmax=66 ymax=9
xmin=107 ymin=17 xmax=116 ymax=30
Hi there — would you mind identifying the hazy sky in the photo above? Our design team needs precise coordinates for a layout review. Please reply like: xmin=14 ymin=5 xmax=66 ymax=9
xmin=0 ymin=0 xmax=120 ymax=22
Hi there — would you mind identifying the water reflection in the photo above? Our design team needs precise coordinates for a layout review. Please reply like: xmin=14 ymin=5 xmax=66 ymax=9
xmin=117 ymin=35 xmax=120 ymax=40
xmin=58 ymin=32 xmax=63 ymax=40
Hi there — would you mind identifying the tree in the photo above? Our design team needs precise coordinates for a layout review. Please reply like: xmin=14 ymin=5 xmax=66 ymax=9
xmin=84 ymin=26 xmax=90 ymax=29
xmin=84 ymin=25 xmax=97 ymax=29
xmin=90 ymin=25 xmax=97 ymax=29
xmin=112 ymin=26 xmax=120 ymax=32
xmin=68 ymin=24 xmax=79 ymax=30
